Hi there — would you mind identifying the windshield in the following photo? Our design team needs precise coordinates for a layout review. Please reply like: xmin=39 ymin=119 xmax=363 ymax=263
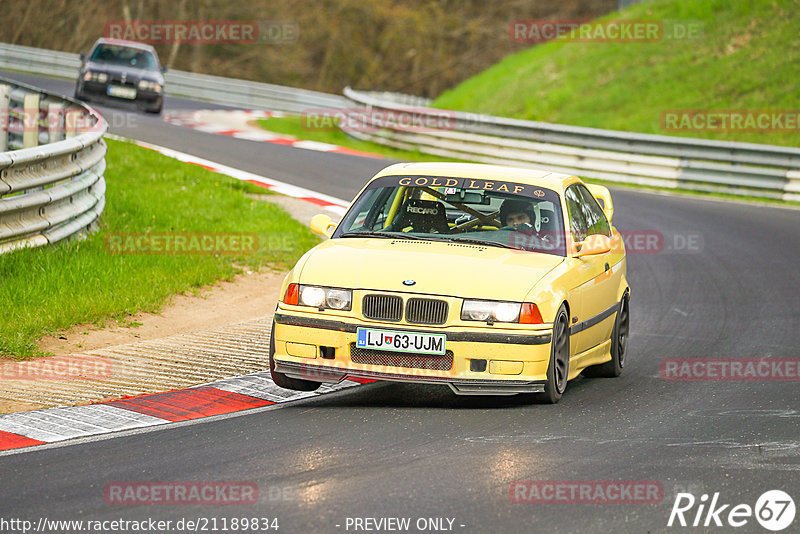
xmin=333 ymin=175 xmax=566 ymax=255
xmin=90 ymin=44 xmax=158 ymax=70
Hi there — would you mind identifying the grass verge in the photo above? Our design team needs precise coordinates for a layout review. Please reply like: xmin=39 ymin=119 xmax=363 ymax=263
xmin=433 ymin=0 xmax=800 ymax=148
xmin=0 ymin=138 xmax=320 ymax=360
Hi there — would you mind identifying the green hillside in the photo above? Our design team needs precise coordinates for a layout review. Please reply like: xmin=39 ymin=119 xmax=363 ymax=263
xmin=434 ymin=0 xmax=799 ymax=147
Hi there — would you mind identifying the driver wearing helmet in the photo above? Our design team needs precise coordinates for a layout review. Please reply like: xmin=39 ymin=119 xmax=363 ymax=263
xmin=499 ymin=198 xmax=534 ymax=228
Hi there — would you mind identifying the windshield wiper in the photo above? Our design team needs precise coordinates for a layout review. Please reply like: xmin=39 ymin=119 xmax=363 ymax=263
xmin=340 ymin=231 xmax=417 ymax=240
xmin=425 ymin=236 xmax=519 ymax=250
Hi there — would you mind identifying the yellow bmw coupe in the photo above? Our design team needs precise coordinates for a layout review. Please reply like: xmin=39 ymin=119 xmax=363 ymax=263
xmin=270 ymin=163 xmax=630 ymax=403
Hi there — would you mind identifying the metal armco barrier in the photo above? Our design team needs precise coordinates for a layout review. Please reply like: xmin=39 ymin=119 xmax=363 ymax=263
xmin=0 ymin=42 xmax=348 ymax=113
xmin=343 ymin=88 xmax=800 ymax=202
xmin=0 ymin=76 xmax=107 ymax=254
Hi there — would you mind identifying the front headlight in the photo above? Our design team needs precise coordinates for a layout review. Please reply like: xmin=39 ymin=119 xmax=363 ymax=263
xmin=83 ymin=71 xmax=107 ymax=83
xmin=461 ymin=300 xmax=544 ymax=324
xmin=283 ymin=283 xmax=352 ymax=311
xmin=462 ymin=300 xmax=520 ymax=323
xmin=138 ymin=80 xmax=162 ymax=92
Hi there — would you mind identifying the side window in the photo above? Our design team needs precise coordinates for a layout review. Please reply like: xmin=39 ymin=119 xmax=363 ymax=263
xmin=576 ymin=185 xmax=611 ymax=237
xmin=564 ymin=186 xmax=589 ymax=242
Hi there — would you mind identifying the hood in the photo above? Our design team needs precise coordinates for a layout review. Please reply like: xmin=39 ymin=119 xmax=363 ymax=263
xmin=298 ymin=238 xmax=563 ymax=301
xmin=84 ymin=61 xmax=163 ymax=82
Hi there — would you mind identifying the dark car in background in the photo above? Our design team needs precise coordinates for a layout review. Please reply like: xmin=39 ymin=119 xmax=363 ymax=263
xmin=75 ymin=38 xmax=166 ymax=114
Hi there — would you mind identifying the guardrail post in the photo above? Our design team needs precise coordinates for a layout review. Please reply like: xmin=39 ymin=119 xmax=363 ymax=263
xmin=22 ymin=93 xmax=39 ymax=148
xmin=0 ymin=84 xmax=9 ymax=151
xmin=47 ymin=102 xmax=65 ymax=143
xmin=65 ymin=109 xmax=81 ymax=138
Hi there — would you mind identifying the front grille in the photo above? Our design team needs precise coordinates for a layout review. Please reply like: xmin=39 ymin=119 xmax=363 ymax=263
xmin=406 ymin=298 xmax=448 ymax=325
xmin=362 ymin=294 xmax=403 ymax=322
xmin=109 ymin=75 xmax=137 ymax=87
xmin=350 ymin=344 xmax=454 ymax=371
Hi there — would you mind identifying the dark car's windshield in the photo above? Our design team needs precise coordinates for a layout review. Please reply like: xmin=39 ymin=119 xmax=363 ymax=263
xmin=90 ymin=44 xmax=158 ymax=70
xmin=333 ymin=175 xmax=567 ymax=255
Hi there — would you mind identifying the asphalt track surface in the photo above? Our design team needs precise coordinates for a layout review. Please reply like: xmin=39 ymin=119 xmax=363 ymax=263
xmin=1 ymin=71 xmax=799 ymax=534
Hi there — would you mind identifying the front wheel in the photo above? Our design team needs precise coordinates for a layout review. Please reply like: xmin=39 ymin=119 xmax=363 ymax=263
xmin=269 ymin=319 xmax=321 ymax=391
xmin=535 ymin=304 xmax=570 ymax=404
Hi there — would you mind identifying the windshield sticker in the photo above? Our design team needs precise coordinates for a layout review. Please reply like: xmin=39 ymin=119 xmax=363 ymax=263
xmin=371 ymin=175 xmax=559 ymax=200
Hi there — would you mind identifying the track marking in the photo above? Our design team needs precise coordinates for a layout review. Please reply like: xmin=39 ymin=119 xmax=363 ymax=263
xmin=163 ymin=109 xmax=384 ymax=159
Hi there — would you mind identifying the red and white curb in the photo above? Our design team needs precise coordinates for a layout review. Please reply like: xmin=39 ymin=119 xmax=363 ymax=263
xmin=107 ymin=134 xmax=352 ymax=215
xmin=163 ymin=109 xmax=384 ymax=159
xmin=0 ymin=134 xmax=376 ymax=454
xmin=0 ymin=372 xmax=370 ymax=453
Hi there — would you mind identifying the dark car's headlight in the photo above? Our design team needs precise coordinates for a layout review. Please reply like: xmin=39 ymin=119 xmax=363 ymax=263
xmin=138 ymin=80 xmax=162 ymax=92
xmin=283 ymin=283 xmax=352 ymax=311
xmin=461 ymin=299 xmax=543 ymax=324
xmin=83 ymin=71 xmax=108 ymax=83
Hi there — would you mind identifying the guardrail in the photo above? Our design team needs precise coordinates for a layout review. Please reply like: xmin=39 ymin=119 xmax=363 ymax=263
xmin=344 ymin=88 xmax=800 ymax=202
xmin=0 ymin=76 xmax=107 ymax=254
xmin=0 ymin=42 xmax=348 ymax=113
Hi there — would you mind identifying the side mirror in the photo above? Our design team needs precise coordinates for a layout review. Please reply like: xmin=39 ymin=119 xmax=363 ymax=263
xmin=79 ymin=53 xmax=86 ymax=61
xmin=161 ymin=65 xmax=169 ymax=73
xmin=574 ymin=234 xmax=612 ymax=257
xmin=310 ymin=214 xmax=337 ymax=238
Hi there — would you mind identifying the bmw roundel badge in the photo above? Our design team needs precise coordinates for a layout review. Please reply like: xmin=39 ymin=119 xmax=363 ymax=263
xmin=402 ymin=280 xmax=416 ymax=286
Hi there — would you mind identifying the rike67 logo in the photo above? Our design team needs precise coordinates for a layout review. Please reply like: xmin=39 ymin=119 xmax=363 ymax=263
xmin=668 ymin=490 xmax=795 ymax=531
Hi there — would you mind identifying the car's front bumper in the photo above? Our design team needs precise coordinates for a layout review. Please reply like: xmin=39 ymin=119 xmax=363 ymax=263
xmin=272 ymin=310 xmax=554 ymax=395
xmin=79 ymin=81 xmax=162 ymax=104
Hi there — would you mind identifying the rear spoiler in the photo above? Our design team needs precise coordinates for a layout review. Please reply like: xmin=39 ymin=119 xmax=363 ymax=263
xmin=585 ymin=184 xmax=614 ymax=224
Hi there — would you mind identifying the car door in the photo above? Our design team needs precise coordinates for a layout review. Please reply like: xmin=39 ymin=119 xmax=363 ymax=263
xmin=564 ymin=185 xmax=594 ymax=355
xmin=570 ymin=184 xmax=619 ymax=353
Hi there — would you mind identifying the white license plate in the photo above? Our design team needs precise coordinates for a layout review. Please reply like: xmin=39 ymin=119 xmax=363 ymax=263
xmin=356 ymin=328 xmax=446 ymax=355
xmin=107 ymin=85 xmax=137 ymax=99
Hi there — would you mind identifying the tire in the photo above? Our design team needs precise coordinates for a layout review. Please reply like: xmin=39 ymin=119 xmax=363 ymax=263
xmin=145 ymin=103 xmax=162 ymax=114
xmin=582 ymin=293 xmax=629 ymax=378
xmin=535 ymin=304 xmax=570 ymax=404
xmin=268 ymin=319 xmax=321 ymax=391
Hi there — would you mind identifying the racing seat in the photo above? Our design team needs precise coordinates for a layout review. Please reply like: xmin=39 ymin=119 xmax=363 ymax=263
xmin=537 ymin=206 xmax=558 ymax=234
xmin=533 ymin=205 xmax=563 ymax=246
xmin=390 ymin=198 xmax=450 ymax=234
